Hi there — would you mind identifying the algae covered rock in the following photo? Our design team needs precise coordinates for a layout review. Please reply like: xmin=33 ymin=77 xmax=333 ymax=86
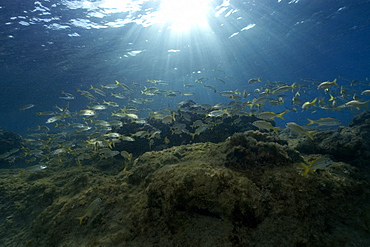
xmin=223 ymin=130 xmax=303 ymax=172
xmin=111 ymin=104 xmax=259 ymax=158
xmin=137 ymin=161 xmax=266 ymax=245
xmin=121 ymin=132 xmax=370 ymax=246
xmin=0 ymin=128 xmax=23 ymax=167
xmin=0 ymin=128 xmax=22 ymax=154
xmin=294 ymin=111 xmax=370 ymax=166
xmin=0 ymin=131 xmax=369 ymax=247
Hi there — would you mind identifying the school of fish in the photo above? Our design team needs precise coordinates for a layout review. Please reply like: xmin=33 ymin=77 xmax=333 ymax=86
xmin=4 ymin=74 xmax=370 ymax=174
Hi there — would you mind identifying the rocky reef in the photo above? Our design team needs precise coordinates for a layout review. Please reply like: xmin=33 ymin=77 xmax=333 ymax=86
xmin=1 ymin=124 xmax=370 ymax=246
xmin=112 ymin=100 xmax=260 ymax=158
xmin=291 ymin=111 xmax=370 ymax=167
xmin=0 ymin=128 xmax=23 ymax=167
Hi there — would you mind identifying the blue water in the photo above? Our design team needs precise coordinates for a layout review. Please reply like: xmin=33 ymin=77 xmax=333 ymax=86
xmin=0 ymin=0 xmax=369 ymax=135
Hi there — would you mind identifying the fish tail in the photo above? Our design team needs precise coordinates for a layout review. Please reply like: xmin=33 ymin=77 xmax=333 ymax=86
xmin=190 ymin=133 xmax=196 ymax=140
xmin=332 ymin=78 xmax=338 ymax=86
xmin=76 ymin=216 xmax=84 ymax=225
xmin=306 ymin=131 xmax=315 ymax=140
xmin=273 ymin=127 xmax=280 ymax=135
xmin=307 ymin=118 xmax=315 ymax=126
xmin=170 ymin=110 xmax=177 ymax=121
xmin=277 ymin=111 xmax=286 ymax=120
xmin=311 ymin=98 xmax=317 ymax=107
xmin=300 ymin=163 xmax=311 ymax=177
xmin=329 ymin=94 xmax=335 ymax=101
xmin=364 ymin=100 xmax=369 ymax=108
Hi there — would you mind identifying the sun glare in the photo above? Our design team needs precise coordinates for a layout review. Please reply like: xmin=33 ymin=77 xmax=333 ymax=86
xmin=155 ymin=0 xmax=212 ymax=31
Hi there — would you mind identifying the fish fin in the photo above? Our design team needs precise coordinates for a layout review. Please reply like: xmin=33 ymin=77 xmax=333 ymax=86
xmin=190 ymin=133 xmax=196 ymax=140
xmin=306 ymin=130 xmax=316 ymax=140
xmin=277 ymin=112 xmax=285 ymax=120
xmin=311 ymin=98 xmax=317 ymax=107
xmin=300 ymin=163 xmax=311 ymax=177
xmin=307 ymin=119 xmax=315 ymax=126
xmin=76 ymin=216 xmax=84 ymax=225
xmin=333 ymin=78 xmax=338 ymax=86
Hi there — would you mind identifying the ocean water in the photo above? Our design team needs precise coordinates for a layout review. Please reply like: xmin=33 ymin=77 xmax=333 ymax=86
xmin=1 ymin=1 xmax=370 ymax=246
xmin=0 ymin=0 xmax=369 ymax=135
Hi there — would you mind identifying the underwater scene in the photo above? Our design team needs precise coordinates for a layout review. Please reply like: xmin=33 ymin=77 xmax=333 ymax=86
xmin=1 ymin=0 xmax=370 ymax=246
